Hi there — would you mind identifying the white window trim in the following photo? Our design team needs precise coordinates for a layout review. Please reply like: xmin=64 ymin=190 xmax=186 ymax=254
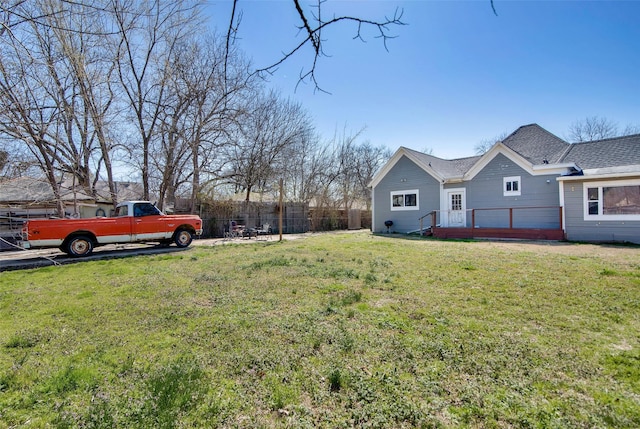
xmin=583 ymin=179 xmax=640 ymax=221
xmin=390 ymin=189 xmax=419 ymax=211
xmin=503 ymin=176 xmax=521 ymax=196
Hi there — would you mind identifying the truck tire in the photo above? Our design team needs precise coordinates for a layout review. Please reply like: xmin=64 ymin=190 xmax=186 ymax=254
xmin=65 ymin=235 xmax=94 ymax=257
xmin=174 ymin=228 xmax=193 ymax=248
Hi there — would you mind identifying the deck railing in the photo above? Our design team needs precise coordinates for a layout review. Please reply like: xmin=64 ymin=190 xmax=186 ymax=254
xmin=419 ymin=206 xmax=563 ymax=234
xmin=418 ymin=211 xmax=435 ymax=235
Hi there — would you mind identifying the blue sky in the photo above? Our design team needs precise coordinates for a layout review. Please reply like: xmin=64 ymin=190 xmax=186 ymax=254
xmin=204 ymin=0 xmax=640 ymax=159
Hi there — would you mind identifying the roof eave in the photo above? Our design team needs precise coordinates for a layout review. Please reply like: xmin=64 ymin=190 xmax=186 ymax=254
xmin=557 ymin=166 xmax=640 ymax=182
xmin=369 ymin=147 xmax=446 ymax=188
xmin=464 ymin=142 xmax=532 ymax=180
xmin=532 ymin=162 xmax=578 ymax=174
xmin=442 ymin=176 xmax=465 ymax=184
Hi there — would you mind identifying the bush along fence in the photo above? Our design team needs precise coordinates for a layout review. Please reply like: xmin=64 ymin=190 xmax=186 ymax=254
xmin=196 ymin=201 xmax=371 ymax=238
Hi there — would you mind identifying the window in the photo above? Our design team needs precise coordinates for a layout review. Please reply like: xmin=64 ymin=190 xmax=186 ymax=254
xmin=391 ymin=189 xmax=419 ymax=211
xmin=134 ymin=203 xmax=161 ymax=217
xmin=115 ymin=205 xmax=128 ymax=217
xmin=503 ymin=176 xmax=521 ymax=196
xmin=604 ymin=186 xmax=640 ymax=214
xmin=450 ymin=193 xmax=462 ymax=211
xmin=587 ymin=187 xmax=599 ymax=215
xmin=584 ymin=180 xmax=640 ymax=220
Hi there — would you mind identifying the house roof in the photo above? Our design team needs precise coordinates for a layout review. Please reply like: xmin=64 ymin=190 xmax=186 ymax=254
xmin=501 ymin=124 xmax=570 ymax=164
xmin=93 ymin=181 xmax=144 ymax=203
xmin=371 ymin=124 xmax=640 ymax=187
xmin=0 ymin=177 xmax=94 ymax=204
xmin=498 ymin=124 xmax=640 ymax=171
xmin=402 ymin=147 xmax=481 ymax=180
xmin=559 ymin=133 xmax=640 ymax=170
xmin=0 ymin=177 xmax=144 ymax=205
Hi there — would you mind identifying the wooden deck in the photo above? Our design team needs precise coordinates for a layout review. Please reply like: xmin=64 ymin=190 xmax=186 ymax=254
xmin=419 ymin=207 xmax=566 ymax=241
xmin=430 ymin=227 xmax=565 ymax=241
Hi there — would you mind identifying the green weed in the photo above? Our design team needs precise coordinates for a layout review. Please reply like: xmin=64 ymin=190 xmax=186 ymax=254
xmin=328 ymin=368 xmax=342 ymax=392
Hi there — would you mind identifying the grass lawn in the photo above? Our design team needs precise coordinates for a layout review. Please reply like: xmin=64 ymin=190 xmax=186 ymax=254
xmin=1 ymin=231 xmax=639 ymax=428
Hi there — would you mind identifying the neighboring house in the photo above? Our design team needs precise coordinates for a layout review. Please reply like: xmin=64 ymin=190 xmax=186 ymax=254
xmin=0 ymin=176 xmax=96 ymax=219
xmin=0 ymin=177 xmax=144 ymax=218
xmin=370 ymin=124 xmax=640 ymax=244
xmin=0 ymin=177 xmax=144 ymax=249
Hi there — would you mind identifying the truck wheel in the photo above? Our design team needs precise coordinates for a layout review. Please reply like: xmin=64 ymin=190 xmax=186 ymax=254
xmin=66 ymin=235 xmax=94 ymax=257
xmin=174 ymin=228 xmax=193 ymax=248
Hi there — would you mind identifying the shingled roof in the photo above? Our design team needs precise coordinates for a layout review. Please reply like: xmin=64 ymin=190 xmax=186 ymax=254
xmin=0 ymin=177 xmax=144 ymax=205
xmin=403 ymin=147 xmax=481 ymax=180
xmin=560 ymin=133 xmax=640 ymax=170
xmin=501 ymin=124 xmax=570 ymax=164
xmin=384 ymin=124 xmax=639 ymax=184
xmin=0 ymin=177 xmax=94 ymax=204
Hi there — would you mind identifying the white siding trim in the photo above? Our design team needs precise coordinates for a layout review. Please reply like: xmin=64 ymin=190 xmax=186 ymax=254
xmin=440 ymin=187 xmax=466 ymax=227
xmin=369 ymin=147 xmax=444 ymax=188
xmin=371 ymin=191 xmax=375 ymax=231
xmin=559 ymin=180 xmax=566 ymax=231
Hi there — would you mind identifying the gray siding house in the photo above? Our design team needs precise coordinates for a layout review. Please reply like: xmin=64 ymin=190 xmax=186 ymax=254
xmin=370 ymin=124 xmax=640 ymax=244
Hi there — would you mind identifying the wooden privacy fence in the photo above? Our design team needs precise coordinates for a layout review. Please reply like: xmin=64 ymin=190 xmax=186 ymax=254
xmin=198 ymin=201 xmax=305 ymax=238
xmin=196 ymin=201 xmax=370 ymax=238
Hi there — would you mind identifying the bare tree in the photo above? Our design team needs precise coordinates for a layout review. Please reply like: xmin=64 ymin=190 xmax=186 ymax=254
xmin=44 ymin=1 xmax=121 ymax=203
xmin=0 ymin=1 xmax=132 ymax=212
xmin=622 ymin=124 xmax=640 ymax=136
xmin=0 ymin=0 xmax=89 ymax=216
xmin=191 ymin=44 xmax=258 ymax=208
xmin=474 ymin=131 xmax=509 ymax=155
xmin=333 ymin=130 xmax=363 ymax=211
xmin=0 ymin=141 xmax=42 ymax=179
xmin=281 ymin=131 xmax=332 ymax=204
xmin=353 ymin=141 xmax=391 ymax=210
xmin=302 ymin=128 xmax=389 ymax=212
xmin=170 ymin=34 xmax=253 ymax=212
xmin=1 ymin=0 xmax=403 ymax=218
xmin=0 ymin=149 xmax=8 ymax=177
xmin=110 ymin=0 xmax=201 ymax=200
xmin=223 ymin=91 xmax=313 ymax=202
xmin=330 ymin=130 xmax=391 ymax=211
xmin=152 ymin=33 xmax=251 ymax=213
xmin=474 ymin=139 xmax=494 ymax=155
xmin=568 ymin=116 xmax=619 ymax=142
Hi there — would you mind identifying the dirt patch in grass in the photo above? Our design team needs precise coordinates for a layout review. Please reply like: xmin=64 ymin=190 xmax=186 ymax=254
xmin=470 ymin=239 xmax=639 ymax=259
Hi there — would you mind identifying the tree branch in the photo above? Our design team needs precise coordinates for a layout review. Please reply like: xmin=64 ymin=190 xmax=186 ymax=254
xmin=224 ymin=0 xmax=241 ymax=82
xmin=254 ymin=2 xmax=405 ymax=92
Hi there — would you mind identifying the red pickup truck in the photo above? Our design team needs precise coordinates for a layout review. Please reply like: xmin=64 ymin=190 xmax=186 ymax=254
xmin=19 ymin=201 xmax=203 ymax=257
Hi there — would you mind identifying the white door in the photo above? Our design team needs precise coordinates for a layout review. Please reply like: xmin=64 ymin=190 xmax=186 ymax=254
xmin=447 ymin=190 xmax=466 ymax=227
